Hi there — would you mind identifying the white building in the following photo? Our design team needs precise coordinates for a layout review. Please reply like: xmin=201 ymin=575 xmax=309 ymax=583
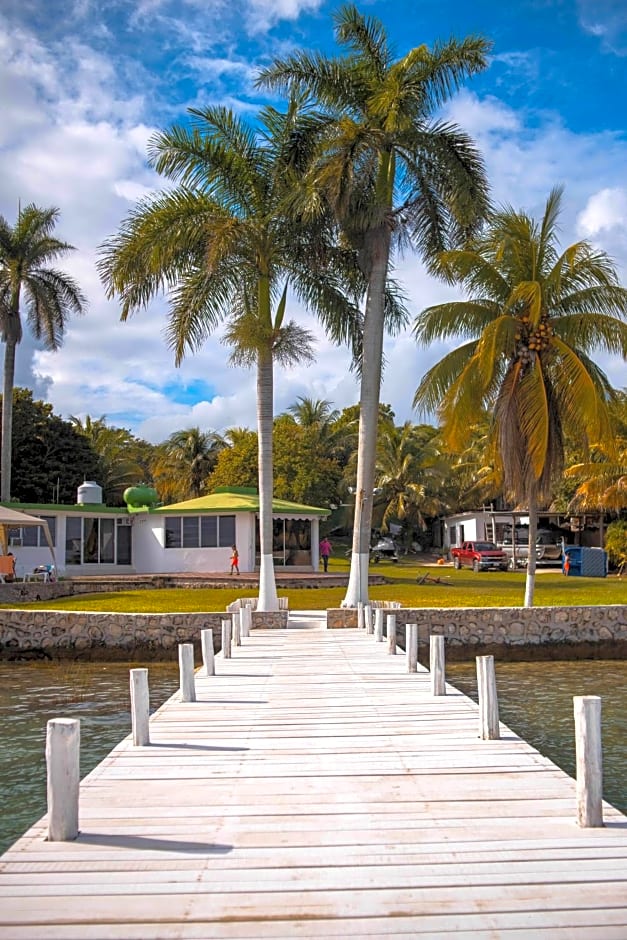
xmin=1 ymin=484 xmax=329 ymax=579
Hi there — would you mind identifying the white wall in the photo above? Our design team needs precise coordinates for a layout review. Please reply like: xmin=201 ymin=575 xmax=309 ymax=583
xmin=132 ymin=513 xmax=254 ymax=574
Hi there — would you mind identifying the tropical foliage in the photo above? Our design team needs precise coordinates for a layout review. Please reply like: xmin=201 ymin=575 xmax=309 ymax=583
xmin=98 ymin=98 xmax=364 ymax=609
xmin=0 ymin=205 xmax=86 ymax=500
xmin=150 ymin=427 xmax=224 ymax=503
xmin=1 ymin=389 xmax=100 ymax=503
xmin=258 ymin=2 xmax=491 ymax=604
xmin=414 ymin=188 xmax=627 ymax=605
xmin=70 ymin=414 xmax=151 ymax=505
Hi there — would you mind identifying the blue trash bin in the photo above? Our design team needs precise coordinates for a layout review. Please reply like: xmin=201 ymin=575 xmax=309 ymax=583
xmin=563 ymin=546 xmax=607 ymax=577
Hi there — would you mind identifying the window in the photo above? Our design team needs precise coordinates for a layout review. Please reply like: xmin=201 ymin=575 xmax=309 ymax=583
xmin=65 ymin=516 xmax=133 ymax=565
xmin=164 ymin=515 xmax=236 ymax=548
xmin=8 ymin=516 xmax=56 ymax=548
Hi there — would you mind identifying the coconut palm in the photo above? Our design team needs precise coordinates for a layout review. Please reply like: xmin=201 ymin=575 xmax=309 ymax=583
xmin=150 ymin=426 xmax=224 ymax=502
xmin=413 ymin=188 xmax=627 ymax=606
xmin=258 ymin=4 xmax=491 ymax=604
xmin=0 ymin=205 xmax=86 ymax=500
xmin=98 ymin=100 xmax=361 ymax=609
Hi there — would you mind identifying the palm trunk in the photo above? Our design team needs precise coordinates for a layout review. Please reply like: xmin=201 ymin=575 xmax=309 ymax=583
xmin=343 ymin=224 xmax=391 ymax=607
xmin=1 ymin=340 xmax=16 ymax=501
xmin=256 ymin=344 xmax=279 ymax=612
xmin=524 ymin=484 xmax=539 ymax=608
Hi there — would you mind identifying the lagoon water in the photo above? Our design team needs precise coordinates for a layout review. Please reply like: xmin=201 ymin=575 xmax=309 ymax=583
xmin=0 ymin=658 xmax=625 ymax=854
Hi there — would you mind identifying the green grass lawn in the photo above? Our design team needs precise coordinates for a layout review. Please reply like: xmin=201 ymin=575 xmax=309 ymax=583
xmin=5 ymin=554 xmax=625 ymax=612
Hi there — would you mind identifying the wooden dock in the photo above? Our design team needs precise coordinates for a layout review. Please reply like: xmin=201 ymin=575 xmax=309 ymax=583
xmin=1 ymin=616 xmax=627 ymax=938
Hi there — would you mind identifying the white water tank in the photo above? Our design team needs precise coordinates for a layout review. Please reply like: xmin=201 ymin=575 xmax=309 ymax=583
xmin=77 ymin=481 xmax=103 ymax=505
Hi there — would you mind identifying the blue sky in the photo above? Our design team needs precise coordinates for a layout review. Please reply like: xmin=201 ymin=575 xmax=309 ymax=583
xmin=1 ymin=0 xmax=626 ymax=443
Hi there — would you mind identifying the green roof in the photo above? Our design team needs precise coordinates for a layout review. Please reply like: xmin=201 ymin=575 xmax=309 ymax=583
xmin=0 ymin=501 xmax=127 ymax=515
xmin=156 ymin=487 xmax=329 ymax=516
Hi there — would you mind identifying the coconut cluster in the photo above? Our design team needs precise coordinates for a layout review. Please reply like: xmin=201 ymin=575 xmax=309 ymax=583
xmin=514 ymin=313 xmax=553 ymax=362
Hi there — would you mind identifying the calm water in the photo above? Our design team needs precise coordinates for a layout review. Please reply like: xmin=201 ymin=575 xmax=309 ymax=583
xmin=0 ymin=661 xmax=179 ymax=854
xmin=447 ymin=660 xmax=627 ymax=816
xmin=0 ymin=659 xmax=625 ymax=854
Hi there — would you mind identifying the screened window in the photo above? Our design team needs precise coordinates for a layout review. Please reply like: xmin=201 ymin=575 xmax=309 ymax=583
xmin=8 ymin=515 xmax=56 ymax=547
xmin=164 ymin=515 xmax=236 ymax=548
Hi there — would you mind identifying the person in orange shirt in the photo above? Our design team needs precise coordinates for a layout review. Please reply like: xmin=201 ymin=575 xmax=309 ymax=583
xmin=230 ymin=545 xmax=240 ymax=575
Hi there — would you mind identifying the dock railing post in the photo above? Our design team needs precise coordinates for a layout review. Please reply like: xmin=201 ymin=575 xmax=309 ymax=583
xmin=241 ymin=605 xmax=251 ymax=638
xmin=46 ymin=718 xmax=80 ymax=842
xmin=178 ymin=643 xmax=196 ymax=703
xmin=364 ymin=604 xmax=373 ymax=635
xmin=430 ymin=635 xmax=446 ymax=696
xmin=130 ymin=668 xmax=150 ymax=746
xmin=232 ymin=610 xmax=241 ymax=647
xmin=574 ymin=695 xmax=603 ymax=828
xmin=357 ymin=602 xmax=365 ymax=630
xmin=221 ymin=619 xmax=232 ymax=659
xmin=476 ymin=655 xmax=499 ymax=739
xmin=374 ymin=608 xmax=384 ymax=642
xmin=386 ymin=614 xmax=397 ymax=654
xmin=201 ymin=628 xmax=215 ymax=676
xmin=406 ymin=623 xmax=418 ymax=673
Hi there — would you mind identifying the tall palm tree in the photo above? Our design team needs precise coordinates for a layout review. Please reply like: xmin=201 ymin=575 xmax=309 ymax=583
xmin=414 ymin=188 xmax=627 ymax=605
xmin=0 ymin=205 xmax=86 ymax=500
xmin=258 ymin=4 xmax=491 ymax=604
xmin=98 ymin=101 xmax=361 ymax=609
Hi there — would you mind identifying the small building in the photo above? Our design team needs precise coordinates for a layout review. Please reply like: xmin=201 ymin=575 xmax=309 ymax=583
xmin=441 ymin=508 xmax=606 ymax=552
xmin=1 ymin=484 xmax=329 ymax=578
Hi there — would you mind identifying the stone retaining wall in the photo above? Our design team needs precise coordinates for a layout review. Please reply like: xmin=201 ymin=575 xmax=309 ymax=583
xmin=0 ymin=608 xmax=287 ymax=661
xmin=328 ymin=605 xmax=627 ymax=659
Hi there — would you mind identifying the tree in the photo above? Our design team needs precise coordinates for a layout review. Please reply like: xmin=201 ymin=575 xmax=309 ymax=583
xmin=150 ymin=426 xmax=224 ymax=503
xmin=0 ymin=388 xmax=101 ymax=503
xmin=604 ymin=519 xmax=627 ymax=575
xmin=414 ymin=188 xmax=627 ymax=606
xmin=565 ymin=390 xmax=627 ymax=512
xmin=98 ymin=100 xmax=360 ymax=609
xmin=375 ymin=420 xmax=447 ymax=548
xmin=70 ymin=414 xmax=152 ymax=505
xmin=0 ymin=205 xmax=87 ymax=500
xmin=258 ymin=4 xmax=491 ymax=604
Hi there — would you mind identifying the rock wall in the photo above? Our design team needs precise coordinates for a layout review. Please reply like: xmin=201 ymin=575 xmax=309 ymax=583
xmin=328 ymin=605 xmax=627 ymax=659
xmin=0 ymin=609 xmax=286 ymax=661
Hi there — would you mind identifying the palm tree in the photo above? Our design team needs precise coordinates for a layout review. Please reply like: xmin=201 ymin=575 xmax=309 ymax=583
xmin=258 ymin=4 xmax=491 ymax=604
xmin=70 ymin=414 xmax=151 ymax=505
xmin=414 ymin=188 xmax=627 ymax=606
xmin=375 ymin=421 xmax=447 ymax=548
xmin=566 ymin=390 xmax=627 ymax=513
xmin=151 ymin=427 xmax=224 ymax=502
xmin=0 ymin=205 xmax=86 ymax=500
xmin=98 ymin=100 xmax=361 ymax=609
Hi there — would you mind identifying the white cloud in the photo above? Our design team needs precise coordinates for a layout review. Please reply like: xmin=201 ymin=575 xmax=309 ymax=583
xmin=577 ymin=188 xmax=627 ymax=236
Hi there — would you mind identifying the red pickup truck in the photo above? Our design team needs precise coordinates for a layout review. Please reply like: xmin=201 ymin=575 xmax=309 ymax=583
xmin=450 ymin=541 xmax=508 ymax=572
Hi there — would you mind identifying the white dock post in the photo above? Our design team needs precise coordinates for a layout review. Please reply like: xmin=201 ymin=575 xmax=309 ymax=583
xmin=201 ymin=628 xmax=215 ymax=676
xmin=374 ymin=608 xmax=384 ymax=642
xmin=365 ymin=604 xmax=373 ymax=635
xmin=574 ymin=695 xmax=603 ymax=828
xmin=386 ymin=614 xmax=397 ymax=654
xmin=130 ymin=668 xmax=150 ymax=746
xmin=357 ymin=602 xmax=365 ymax=629
xmin=178 ymin=643 xmax=196 ymax=702
xmin=476 ymin=655 xmax=499 ymax=739
xmin=241 ymin=605 xmax=251 ymax=637
xmin=232 ymin=610 xmax=241 ymax=646
xmin=406 ymin=623 xmax=418 ymax=673
xmin=221 ymin=619 xmax=232 ymax=659
xmin=46 ymin=718 xmax=80 ymax=842
xmin=430 ymin=635 xmax=446 ymax=696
